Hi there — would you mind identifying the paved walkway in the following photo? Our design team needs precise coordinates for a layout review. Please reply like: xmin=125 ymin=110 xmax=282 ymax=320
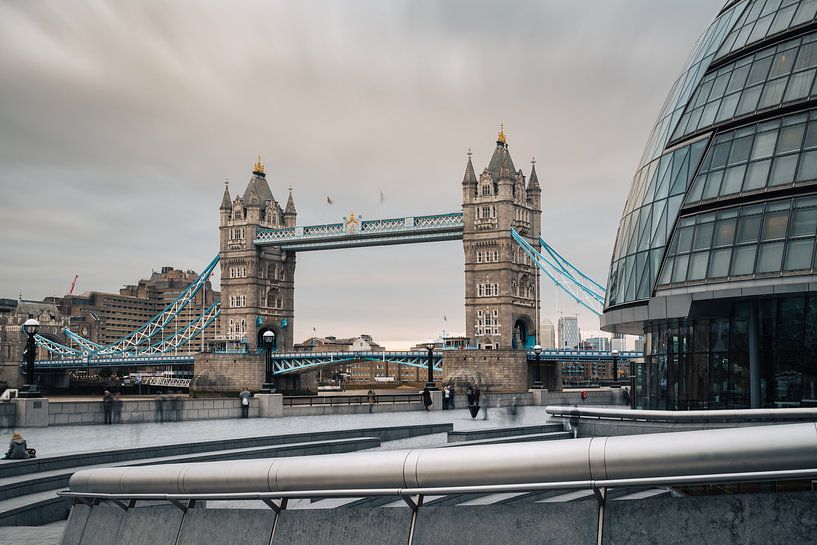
xmin=2 ymin=406 xmax=549 ymax=458
xmin=0 ymin=522 xmax=64 ymax=545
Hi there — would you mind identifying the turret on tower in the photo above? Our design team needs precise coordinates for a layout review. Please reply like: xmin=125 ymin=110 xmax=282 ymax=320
xmin=218 ymin=156 xmax=296 ymax=352
xmin=462 ymin=127 xmax=542 ymax=350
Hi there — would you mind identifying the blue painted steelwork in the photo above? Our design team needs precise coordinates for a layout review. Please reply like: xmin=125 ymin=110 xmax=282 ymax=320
xmin=271 ymin=351 xmax=442 ymax=375
xmin=511 ymin=229 xmax=605 ymax=316
xmin=33 ymin=355 xmax=194 ymax=370
xmin=61 ymin=255 xmax=221 ymax=355
xmin=255 ymin=213 xmax=464 ymax=251
xmin=526 ymin=349 xmax=643 ymax=362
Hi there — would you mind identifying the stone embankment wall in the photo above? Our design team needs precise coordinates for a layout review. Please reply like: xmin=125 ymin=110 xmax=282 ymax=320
xmin=0 ymin=402 xmax=15 ymax=428
xmin=441 ymin=349 xmax=529 ymax=393
xmin=47 ymin=398 xmax=258 ymax=426
xmin=192 ymin=353 xmax=265 ymax=392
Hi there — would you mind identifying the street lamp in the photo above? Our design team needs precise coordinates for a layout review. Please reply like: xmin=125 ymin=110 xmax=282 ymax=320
xmin=611 ymin=349 xmax=619 ymax=385
xmin=532 ymin=344 xmax=543 ymax=389
xmin=261 ymin=330 xmax=276 ymax=393
xmin=425 ymin=339 xmax=437 ymax=390
xmin=21 ymin=318 xmax=41 ymax=398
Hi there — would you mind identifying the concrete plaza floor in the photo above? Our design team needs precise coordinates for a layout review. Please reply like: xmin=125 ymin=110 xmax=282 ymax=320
xmin=2 ymin=406 xmax=550 ymax=458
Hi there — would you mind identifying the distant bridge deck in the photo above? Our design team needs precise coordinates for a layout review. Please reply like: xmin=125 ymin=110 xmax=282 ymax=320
xmin=254 ymin=213 xmax=464 ymax=251
xmin=32 ymin=349 xmax=643 ymax=372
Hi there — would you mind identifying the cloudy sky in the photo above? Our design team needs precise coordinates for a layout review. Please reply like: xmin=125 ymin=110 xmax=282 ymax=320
xmin=0 ymin=0 xmax=722 ymax=348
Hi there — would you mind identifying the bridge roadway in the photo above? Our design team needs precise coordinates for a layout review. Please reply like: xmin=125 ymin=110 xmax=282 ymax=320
xmin=32 ymin=349 xmax=643 ymax=372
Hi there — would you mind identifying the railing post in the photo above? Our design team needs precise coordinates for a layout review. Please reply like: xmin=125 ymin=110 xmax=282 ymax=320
xmin=593 ymin=486 xmax=606 ymax=545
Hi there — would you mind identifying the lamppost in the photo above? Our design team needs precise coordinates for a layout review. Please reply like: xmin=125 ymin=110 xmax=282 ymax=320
xmin=425 ymin=340 xmax=437 ymax=390
xmin=611 ymin=349 xmax=619 ymax=386
xmin=532 ymin=344 xmax=543 ymax=389
xmin=21 ymin=318 xmax=41 ymax=398
xmin=261 ymin=330 xmax=276 ymax=393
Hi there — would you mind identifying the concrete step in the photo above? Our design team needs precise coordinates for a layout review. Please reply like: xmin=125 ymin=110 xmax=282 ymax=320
xmin=439 ymin=431 xmax=573 ymax=447
xmin=0 ymin=522 xmax=65 ymax=545
xmin=0 ymin=436 xmax=381 ymax=527
xmin=446 ymin=424 xmax=564 ymax=443
xmin=0 ymin=422 xmax=451 ymax=479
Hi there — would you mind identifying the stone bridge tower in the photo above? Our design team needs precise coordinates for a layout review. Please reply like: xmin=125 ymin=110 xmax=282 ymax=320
xmin=218 ymin=158 xmax=296 ymax=351
xmin=462 ymin=128 xmax=541 ymax=350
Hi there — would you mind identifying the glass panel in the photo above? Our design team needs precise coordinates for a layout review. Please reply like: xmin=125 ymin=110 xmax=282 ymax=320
xmin=726 ymin=64 xmax=751 ymax=94
xmin=730 ymin=245 xmax=757 ymax=275
xmin=703 ymin=170 xmax=724 ymax=199
xmin=784 ymin=69 xmax=816 ymax=102
xmin=784 ymin=238 xmax=816 ymax=270
xmin=677 ymin=226 xmax=694 ymax=253
xmin=709 ymin=248 xmax=732 ymax=278
xmin=751 ymin=130 xmax=778 ymax=159
xmin=693 ymin=222 xmax=715 ymax=250
xmin=737 ymin=215 xmax=762 ymax=243
xmin=711 ymin=142 xmax=732 ymax=169
xmin=777 ymin=124 xmax=806 ymax=153
xmin=714 ymin=218 xmax=737 ymax=246
xmin=769 ymin=154 xmax=798 ymax=185
xmin=743 ymin=159 xmax=772 ymax=191
xmin=796 ymin=149 xmax=817 ymax=181
xmin=758 ymin=77 xmax=787 ymax=108
xmin=672 ymin=254 xmax=690 ymax=283
xmin=805 ymin=120 xmax=817 ymax=148
xmin=761 ymin=210 xmax=790 ymax=240
xmin=658 ymin=257 xmax=674 ymax=285
xmin=729 ymin=135 xmax=753 ymax=164
xmin=688 ymin=251 xmax=710 ymax=280
xmin=721 ymin=165 xmax=746 ymax=195
xmin=716 ymin=93 xmax=740 ymax=122
xmin=770 ymin=48 xmax=797 ymax=78
xmin=747 ymin=55 xmax=773 ymax=85
xmin=791 ymin=207 xmax=817 ymax=236
xmin=736 ymin=85 xmax=762 ymax=115
xmin=756 ymin=241 xmax=785 ymax=272
xmin=795 ymin=41 xmax=817 ymax=71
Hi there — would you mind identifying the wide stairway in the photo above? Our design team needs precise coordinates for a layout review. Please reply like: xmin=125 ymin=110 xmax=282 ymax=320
xmin=0 ymin=423 xmax=451 ymax=527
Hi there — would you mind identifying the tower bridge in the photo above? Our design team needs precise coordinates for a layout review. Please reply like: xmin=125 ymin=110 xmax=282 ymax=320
xmin=33 ymin=129 xmax=640 ymax=391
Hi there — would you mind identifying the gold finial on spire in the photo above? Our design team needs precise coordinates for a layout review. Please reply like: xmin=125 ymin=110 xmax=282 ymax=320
xmin=497 ymin=123 xmax=507 ymax=145
xmin=253 ymin=155 xmax=265 ymax=175
xmin=467 ymin=147 xmax=472 ymax=158
xmin=531 ymin=156 xmax=536 ymax=165
xmin=225 ymin=178 xmax=229 ymax=186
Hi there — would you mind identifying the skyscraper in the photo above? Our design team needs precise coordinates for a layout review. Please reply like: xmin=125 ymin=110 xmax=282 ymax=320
xmin=558 ymin=316 xmax=580 ymax=350
xmin=540 ymin=318 xmax=556 ymax=349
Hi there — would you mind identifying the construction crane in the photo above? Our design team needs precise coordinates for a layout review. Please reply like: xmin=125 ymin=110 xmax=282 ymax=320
xmin=67 ymin=274 xmax=79 ymax=295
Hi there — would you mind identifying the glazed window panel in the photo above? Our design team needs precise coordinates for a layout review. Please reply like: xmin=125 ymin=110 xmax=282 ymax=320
xmin=716 ymin=0 xmax=817 ymax=61
xmin=784 ymin=237 xmax=816 ymax=269
xmin=659 ymin=194 xmax=817 ymax=287
xmin=677 ymin=29 xmax=817 ymax=141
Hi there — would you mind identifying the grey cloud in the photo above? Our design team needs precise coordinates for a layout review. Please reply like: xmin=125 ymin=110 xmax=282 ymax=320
xmin=0 ymin=0 xmax=721 ymax=346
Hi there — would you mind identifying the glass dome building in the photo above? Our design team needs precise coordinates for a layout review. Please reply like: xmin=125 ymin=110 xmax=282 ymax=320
xmin=602 ymin=0 xmax=817 ymax=410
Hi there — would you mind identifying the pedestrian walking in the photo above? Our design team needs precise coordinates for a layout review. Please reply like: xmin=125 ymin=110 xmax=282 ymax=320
xmin=367 ymin=389 xmax=378 ymax=414
xmin=155 ymin=394 xmax=165 ymax=423
xmin=239 ymin=386 xmax=251 ymax=418
xmin=422 ymin=388 xmax=432 ymax=411
xmin=102 ymin=391 xmax=114 ymax=425
xmin=113 ymin=392 xmax=123 ymax=424
xmin=466 ymin=385 xmax=475 ymax=406
xmin=443 ymin=386 xmax=450 ymax=410
xmin=474 ymin=385 xmax=481 ymax=406
xmin=449 ymin=386 xmax=456 ymax=409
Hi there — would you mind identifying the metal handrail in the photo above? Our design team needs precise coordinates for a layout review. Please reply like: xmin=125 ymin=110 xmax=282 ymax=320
xmin=284 ymin=394 xmax=422 ymax=407
xmin=546 ymin=406 xmax=817 ymax=423
xmin=59 ymin=468 xmax=817 ymax=502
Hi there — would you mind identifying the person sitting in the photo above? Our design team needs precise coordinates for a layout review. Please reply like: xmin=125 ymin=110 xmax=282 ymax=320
xmin=5 ymin=432 xmax=30 ymax=459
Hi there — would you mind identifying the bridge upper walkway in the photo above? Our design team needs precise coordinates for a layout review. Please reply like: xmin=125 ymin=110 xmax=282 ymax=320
xmin=254 ymin=213 xmax=464 ymax=251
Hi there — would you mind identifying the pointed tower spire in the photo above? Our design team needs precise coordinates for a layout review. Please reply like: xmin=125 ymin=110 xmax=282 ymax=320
xmin=462 ymin=147 xmax=477 ymax=186
xmin=285 ymin=187 xmax=296 ymax=215
xmin=528 ymin=157 xmax=540 ymax=192
xmin=499 ymin=149 xmax=511 ymax=178
xmin=220 ymin=179 xmax=232 ymax=210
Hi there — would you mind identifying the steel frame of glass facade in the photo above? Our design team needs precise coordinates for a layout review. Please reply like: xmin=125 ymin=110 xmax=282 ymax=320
xmin=603 ymin=0 xmax=817 ymax=410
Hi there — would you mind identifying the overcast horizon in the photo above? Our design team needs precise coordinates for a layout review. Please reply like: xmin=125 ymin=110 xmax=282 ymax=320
xmin=0 ymin=0 xmax=722 ymax=349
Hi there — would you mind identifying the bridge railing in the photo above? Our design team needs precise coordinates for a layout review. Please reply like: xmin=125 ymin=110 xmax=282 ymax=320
xmin=284 ymin=393 xmax=422 ymax=407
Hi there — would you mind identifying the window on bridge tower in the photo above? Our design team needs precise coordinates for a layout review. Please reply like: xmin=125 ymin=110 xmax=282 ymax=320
xmin=481 ymin=183 xmax=492 ymax=196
